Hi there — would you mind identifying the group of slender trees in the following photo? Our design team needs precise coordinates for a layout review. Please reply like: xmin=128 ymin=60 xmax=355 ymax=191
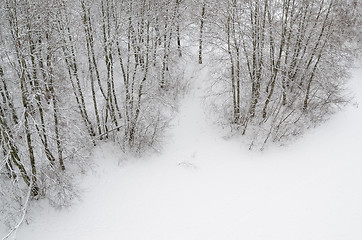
xmin=0 ymin=0 xmax=189 ymax=227
xmin=0 ymin=0 xmax=360 ymax=232
xmin=205 ymin=0 xmax=360 ymax=148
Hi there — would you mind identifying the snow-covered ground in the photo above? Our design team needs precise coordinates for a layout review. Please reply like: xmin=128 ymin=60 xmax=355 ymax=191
xmin=1 ymin=59 xmax=362 ymax=240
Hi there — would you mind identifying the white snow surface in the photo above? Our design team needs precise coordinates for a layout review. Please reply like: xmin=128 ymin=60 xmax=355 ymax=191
xmin=2 ymin=59 xmax=362 ymax=240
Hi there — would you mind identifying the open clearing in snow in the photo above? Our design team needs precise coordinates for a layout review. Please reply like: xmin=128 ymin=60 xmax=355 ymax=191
xmin=2 ymin=59 xmax=362 ymax=240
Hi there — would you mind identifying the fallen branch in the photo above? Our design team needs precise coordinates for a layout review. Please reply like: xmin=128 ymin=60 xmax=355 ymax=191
xmin=1 ymin=184 xmax=32 ymax=240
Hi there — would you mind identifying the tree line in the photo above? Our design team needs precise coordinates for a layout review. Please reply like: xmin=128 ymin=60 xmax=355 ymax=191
xmin=204 ymin=0 xmax=360 ymax=149
xmin=0 ymin=0 xmax=189 ymax=230
xmin=0 ymin=0 xmax=361 ymax=234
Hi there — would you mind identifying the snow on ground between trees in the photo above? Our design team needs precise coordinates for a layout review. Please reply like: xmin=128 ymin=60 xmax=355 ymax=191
xmin=1 ymin=60 xmax=362 ymax=240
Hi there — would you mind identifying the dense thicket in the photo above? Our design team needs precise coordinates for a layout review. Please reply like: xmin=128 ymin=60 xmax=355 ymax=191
xmin=0 ymin=0 xmax=187 ymax=231
xmin=205 ymin=0 xmax=361 ymax=149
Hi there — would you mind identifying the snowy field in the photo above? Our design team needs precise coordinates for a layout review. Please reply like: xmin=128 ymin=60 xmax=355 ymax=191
xmin=1 ymin=60 xmax=362 ymax=240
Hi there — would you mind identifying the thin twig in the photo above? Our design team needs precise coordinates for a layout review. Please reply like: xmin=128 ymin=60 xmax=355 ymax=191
xmin=1 ymin=184 xmax=32 ymax=240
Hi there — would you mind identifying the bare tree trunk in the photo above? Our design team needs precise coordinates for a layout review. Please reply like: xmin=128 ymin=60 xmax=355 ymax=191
xmin=80 ymin=0 xmax=102 ymax=137
xmin=0 ymin=105 xmax=30 ymax=186
xmin=303 ymin=1 xmax=333 ymax=110
xmin=176 ymin=0 xmax=182 ymax=57
xmin=20 ymin=64 xmax=39 ymax=197
xmin=161 ymin=8 xmax=169 ymax=88
xmin=262 ymin=0 xmax=288 ymax=120
xmin=227 ymin=15 xmax=238 ymax=123
xmin=199 ymin=1 xmax=206 ymax=64
xmin=44 ymin=31 xmax=65 ymax=171
xmin=0 ymin=66 xmax=18 ymax=124
xmin=6 ymin=0 xmax=39 ymax=196
xmin=60 ymin=23 xmax=96 ymax=140
xmin=26 ymin=25 xmax=56 ymax=165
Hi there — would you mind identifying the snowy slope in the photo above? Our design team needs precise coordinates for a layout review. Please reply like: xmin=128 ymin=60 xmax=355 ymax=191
xmin=1 ymin=59 xmax=362 ymax=240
